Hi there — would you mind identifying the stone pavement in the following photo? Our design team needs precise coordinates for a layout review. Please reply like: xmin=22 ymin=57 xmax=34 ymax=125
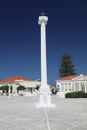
xmin=0 ymin=96 xmax=87 ymax=130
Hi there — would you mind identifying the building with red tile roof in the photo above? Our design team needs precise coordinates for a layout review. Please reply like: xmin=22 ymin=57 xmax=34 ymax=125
xmin=0 ymin=76 xmax=32 ymax=83
xmin=0 ymin=76 xmax=40 ymax=96
xmin=58 ymin=75 xmax=78 ymax=80
xmin=56 ymin=74 xmax=87 ymax=98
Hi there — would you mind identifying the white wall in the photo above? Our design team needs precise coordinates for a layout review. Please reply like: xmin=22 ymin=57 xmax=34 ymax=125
xmin=0 ymin=80 xmax=41 ymax=94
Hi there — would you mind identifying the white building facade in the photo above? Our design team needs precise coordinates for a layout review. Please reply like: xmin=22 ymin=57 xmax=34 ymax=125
xmin=0 ymin=76 xmax=40 ymax=96
xmin=56 ymin=74 xmax=87 ymax=98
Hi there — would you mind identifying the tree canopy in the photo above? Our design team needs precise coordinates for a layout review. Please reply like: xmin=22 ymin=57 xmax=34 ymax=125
xmin=58 ymin=52 xmax=76 ymax=78
xmin=17 ymin=85 xmax=26 ymax=91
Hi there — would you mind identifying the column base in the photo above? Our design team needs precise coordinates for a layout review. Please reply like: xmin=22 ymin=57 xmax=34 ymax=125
xmin=36 ymin=103 xmax=56 ymax=108
xmin=36 ymin=86 xmax=56 ymax=108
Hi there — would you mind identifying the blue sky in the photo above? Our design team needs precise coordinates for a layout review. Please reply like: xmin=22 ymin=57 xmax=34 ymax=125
xmin=0 ymin=0 xmax=87 ymax=85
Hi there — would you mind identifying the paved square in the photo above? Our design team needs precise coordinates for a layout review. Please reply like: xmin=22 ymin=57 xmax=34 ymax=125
xmin=0 ymin=96 xmax=87 ymax=130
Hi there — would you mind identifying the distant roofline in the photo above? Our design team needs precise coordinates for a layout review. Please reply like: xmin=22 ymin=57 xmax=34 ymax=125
xmin=57 ymin=74 xmax=87 ymax=81
xmin=0 ymin=76 xmax=33 ymax=83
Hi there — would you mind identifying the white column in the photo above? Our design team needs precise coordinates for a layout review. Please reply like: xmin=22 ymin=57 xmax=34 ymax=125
xmin=64 ymin=83 xmax=65 ymax=92
xmin=66 ymin=83 xmax=67 ymax=91
xmin=79 ymin=82 xmax=81 ymax=91
xmin=73 ymin=82 xmax=75 ymax=91
xmin=71 ymin=82 xmax=73 ymax=92
xmin=37 ymin=14 xmax=55 ymax=107
xmin=8 ymin=85 xmax=11 ymax=99
xmin=62 ymin=83 xmax=64 ymax=92
xmin=70 ymin=83 xmax=72 ymax=91
xmin=38 ymin=15 xmax=48 ymax=88
xmin=67 ymin=83 xmax=69 ymax=92
xmin=13 ymin=84 xmax=17 ymax=93
xmin=86 ymin=82 xmax=87 ymax=92
xmin=84 ymin=82 xmax=86 ymax=92
xmin=41 ymin=22 xmax=47 ymax=86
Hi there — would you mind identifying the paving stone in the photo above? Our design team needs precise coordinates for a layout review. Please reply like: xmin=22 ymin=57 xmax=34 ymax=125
xmin=0 ymin=96 xmax=87 ymax=130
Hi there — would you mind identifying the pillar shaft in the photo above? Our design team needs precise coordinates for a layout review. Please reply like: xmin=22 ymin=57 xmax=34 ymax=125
xmin=37 ymin=14 xmax=56 ymax=107
xmin=41 ymin=22 xmax=47 ymax=86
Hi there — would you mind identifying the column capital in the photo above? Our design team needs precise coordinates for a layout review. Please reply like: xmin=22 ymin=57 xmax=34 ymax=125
xmin=38 ymin=16 xmax=48 ymax=25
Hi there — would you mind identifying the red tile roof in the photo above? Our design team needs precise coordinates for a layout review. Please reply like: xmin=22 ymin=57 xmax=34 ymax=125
xmin=58 ymin=75 xmax=78 ymax=80
xmin=0 ymin=76 xmax=32 ymax=83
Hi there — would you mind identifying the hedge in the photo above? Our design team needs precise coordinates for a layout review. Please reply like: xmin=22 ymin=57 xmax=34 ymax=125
xmin=65 ymin=91 xmax=87 ymax=98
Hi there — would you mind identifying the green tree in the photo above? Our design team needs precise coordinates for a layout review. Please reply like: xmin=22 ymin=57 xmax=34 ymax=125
xmin=59 ymin=52 xmax=76 ymax=77
xmin=0 ymin=85 xmax=12 ymax=93
xmin=35 ymin=85 xmax=40 ymax=90
xmin=51 ymin=87 xmax=59 ymax=94
xmin=17 ymin=85 xmax=26 ymax=92
xmin=0 ymin=85 xmax=9 ymax=93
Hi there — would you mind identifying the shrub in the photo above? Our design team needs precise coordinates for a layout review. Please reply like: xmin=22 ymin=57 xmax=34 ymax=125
xmin=65 ymin=91 xmax=87 ymax=98
xmin=83 ymin=93 xmax=87 ymax=98
xmin=51 ymin=87 xmax=59 ymax=94
xmin=36 ymin=85 xmax=40 ymax=90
